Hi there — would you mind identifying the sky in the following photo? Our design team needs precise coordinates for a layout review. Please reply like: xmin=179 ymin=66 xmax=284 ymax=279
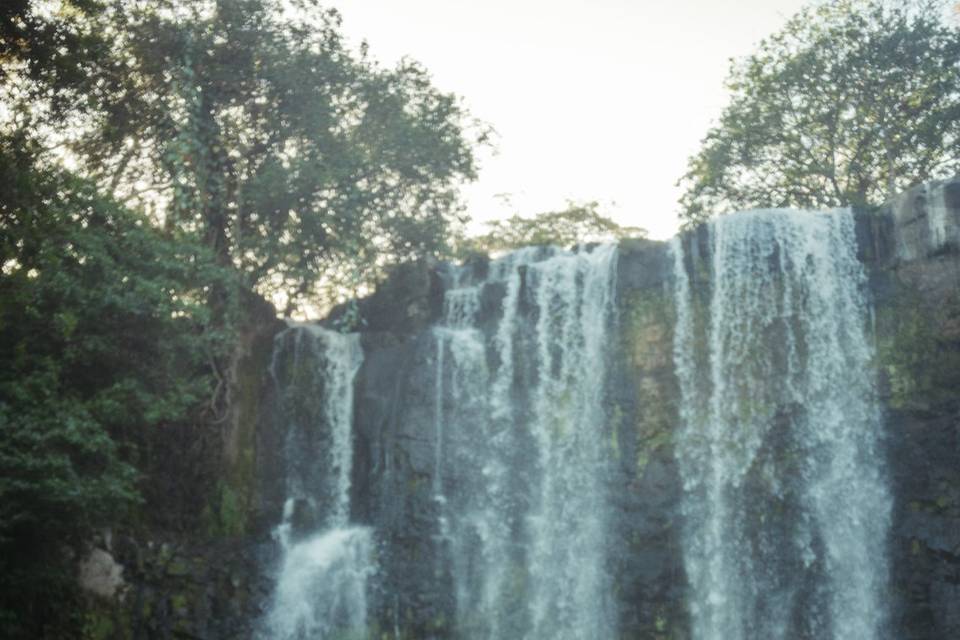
xmin=335 ymin=0 xmax=810 ymax=240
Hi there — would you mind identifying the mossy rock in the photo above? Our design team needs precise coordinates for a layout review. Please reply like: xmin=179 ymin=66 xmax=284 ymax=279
xmin=876 ymin=288 xmax=960 ymax=411
xmin=620 ymin=288 xmax=681 ymax=476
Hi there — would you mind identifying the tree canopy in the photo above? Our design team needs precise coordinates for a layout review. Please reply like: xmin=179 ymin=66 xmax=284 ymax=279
xmin=678 ymin=0 xmax=960 ymax=224
xmin=3 ymin=0 xmax=482 ymax=314
xmin=465 ymin=201 xmax=645 ymax=254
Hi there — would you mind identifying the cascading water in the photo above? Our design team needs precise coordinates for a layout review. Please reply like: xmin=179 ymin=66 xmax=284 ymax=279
xmin=671 ymin=209 xmax=891 ymax=640
xmin=431 ymin=244 xmax=619 ymax=640
xmin=261 ymin=325 xmax=372 ymax=640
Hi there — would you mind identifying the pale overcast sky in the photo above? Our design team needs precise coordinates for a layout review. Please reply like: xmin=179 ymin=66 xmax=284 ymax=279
xmin=336 ymin=0 xmax=810 ymax=239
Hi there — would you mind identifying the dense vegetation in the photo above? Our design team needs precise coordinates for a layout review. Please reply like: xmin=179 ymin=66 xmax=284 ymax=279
xmin=0 ymin=0 xmax=480 ymax=636
xmin=679 ymin=0 xmax=960 ymax=224
xmin=0 ymin=139 xmax=222 ymax=635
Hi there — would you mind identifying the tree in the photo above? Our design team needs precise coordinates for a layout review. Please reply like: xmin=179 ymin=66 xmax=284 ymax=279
xmin=678 ymin=0 xmax=960 ymax=225
xmin=465 ymin=201 xmax=645 ymax=254
xmin=0 ymin=136 xmax=223 ymax=637
xmin=9 ymin=0 xmax=481 ymax=314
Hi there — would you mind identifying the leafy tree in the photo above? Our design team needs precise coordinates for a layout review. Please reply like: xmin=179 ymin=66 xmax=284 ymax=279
xmin=678 ymin=0 xmax=960 ymax=224
xmin=466 ymin=201 xmax=645 ymax=254
xmin=8 ymin=0 xmax=481 ymax=314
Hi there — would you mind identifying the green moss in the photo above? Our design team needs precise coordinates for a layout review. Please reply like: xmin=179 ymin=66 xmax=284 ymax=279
xmin=406 ymin=471 xmax=429 ymax=496
xmin=170 ymin=593 xmax=189 ymax=614
xmin=81 ymin=602 xmax=134 ymax=640
xmin=876 ymin=290 xmax=960 ymax=410
xmin=655 ymin=613 xmax=668 ymax=632
xmin=225 ymin=363 xmax=259 ymax=532
xmin=431 ymin=613 xmax=448 ymax=632
xmin=622 ymin=289 xmax=675 ymax=371
xmin=157 ymin=543 xmax=174 ymax=564
xmin=506 ymin=560 xmax=528 ymax=598
xmin=82 ymin=611 xmax=114 ymax=640
xmin=166 ymin=558 xmax=191 ymax=577
xmin=211 ymin=319 xmax=279 ymax=539
xmin=204 ymin=482 xmax=247 ymax=537
xmin=621 ymin=288 xmax=680 ymax=477
xmin=636 ymin=430 xmax=672 ymax=476
xmin=906 ymin=495 xmax=957 ymax=517
xmin=608 ymin=404 xmax=624 ymax=459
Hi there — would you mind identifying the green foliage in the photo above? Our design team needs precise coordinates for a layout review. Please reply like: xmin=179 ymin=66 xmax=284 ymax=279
xmin=0 ymin=137 xmax=222 ymax=637
xmin=0 ymin=138 xmax=222 ymax=428
xmin=204 ymin=482 xmax=247 ymax=537
xmin=1 ymin=1 xmax=108 ymax=117
xmin=679 ymin=0 xmax=960 ymax=225
xmin=466 ymin=201 xmax=645 ymax=254
xmin=12 ymin=0 xmax=482 ymax=314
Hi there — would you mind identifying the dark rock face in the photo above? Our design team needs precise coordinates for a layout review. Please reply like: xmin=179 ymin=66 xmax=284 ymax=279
xmin=864 ymin=178 xmax=960 ymax=640
xmin=85 ymin=535 xmax=271 ymax=640
xmin=351 ymin=333 xmax=453 ymax=637
xmin=608 ymin=237 xmax=688 ymax=639
xmin=345 ymin=266 xmax=509 ymax=636
xmin=335 ymin=236 xmax=675 ymax=639
xmin=79 ymin=293 xmax=283 ymax=640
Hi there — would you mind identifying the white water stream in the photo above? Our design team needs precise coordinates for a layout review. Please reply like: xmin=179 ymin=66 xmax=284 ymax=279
xmin=672 ymin=209 xmax=891 ymax=640
xmin=434 ymin=245 xmax=619 ymax=639
xmin=262 ymin=326 xmax=372 ymax=640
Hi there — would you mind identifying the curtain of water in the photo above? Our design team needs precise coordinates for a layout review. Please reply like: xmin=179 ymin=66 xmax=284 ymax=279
xmin=671 ymin=210 xmax=891 ymax=640
xmin=434 ymin=245 xmax=619 ymax=640
xmin=262 ymin=325 xmax=372 ymax=640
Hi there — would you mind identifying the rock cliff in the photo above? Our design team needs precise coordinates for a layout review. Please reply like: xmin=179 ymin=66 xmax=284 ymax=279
xmin=86 ymin=178 xmax=960 ymax=639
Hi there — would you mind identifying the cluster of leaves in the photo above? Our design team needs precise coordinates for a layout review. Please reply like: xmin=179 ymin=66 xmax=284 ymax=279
xmin=0 ymin=134 xmax=229 ymax=636
xmin=0 ymin=0 xmax=104 ymax=93
xmin=465 ymin=201 xmax=645 ymax=254
xmin=679 ymin=0 xmax=960 ymax=225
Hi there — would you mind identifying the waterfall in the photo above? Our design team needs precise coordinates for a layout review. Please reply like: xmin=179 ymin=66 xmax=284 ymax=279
xmin=433 ymin=244 xmax=619 ymax=639
xmin=671 ymin=209 xmax=892 ymax=640
xmin=432 ymin=323 xmax=488 ymax=624
xmin=261 ymin=325 xmax=372 ymax=640
xmin=927 ymin=181 xmax=953 ymax=250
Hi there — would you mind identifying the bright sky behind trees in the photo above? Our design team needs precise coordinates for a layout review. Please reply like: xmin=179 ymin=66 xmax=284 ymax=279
xmin=336 ymin=0 xmax=810 ymax=239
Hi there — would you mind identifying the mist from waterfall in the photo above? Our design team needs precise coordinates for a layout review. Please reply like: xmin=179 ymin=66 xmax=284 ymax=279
xmin=671 ymin=209 xmax=891 ymax=640
xmin=261 ymin=325 xmax=372 ymax=640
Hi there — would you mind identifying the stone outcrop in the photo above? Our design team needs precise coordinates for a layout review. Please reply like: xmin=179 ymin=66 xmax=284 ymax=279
xmin=865 ymin=177 xmax=960 ymax=639
xmin=79 ymin=548 xmax=126 ymax=601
